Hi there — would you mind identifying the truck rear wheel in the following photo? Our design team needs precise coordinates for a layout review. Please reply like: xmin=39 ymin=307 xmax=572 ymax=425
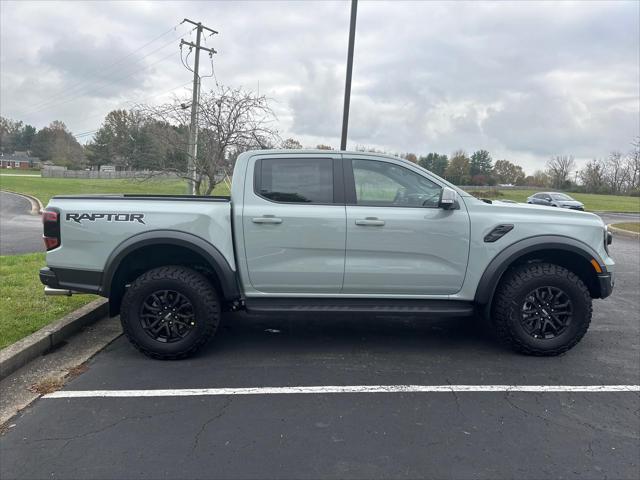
xmin=120 ymin=266 xmax=220 ymax=360
xmin=492 ymin=262 xmax=592 ymax=356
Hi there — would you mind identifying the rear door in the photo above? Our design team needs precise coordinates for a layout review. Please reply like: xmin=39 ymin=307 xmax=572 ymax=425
xmin=242 ymin=153 xmax=346 ymax=294
xmin=342 ymin=156 xmax=470 ymax=295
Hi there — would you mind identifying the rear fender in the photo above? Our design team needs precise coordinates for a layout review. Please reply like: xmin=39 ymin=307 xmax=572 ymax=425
xmin=102 ymin=230 xmax=240 ymax=301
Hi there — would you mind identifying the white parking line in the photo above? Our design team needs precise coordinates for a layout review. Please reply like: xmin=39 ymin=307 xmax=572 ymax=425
xmin=43 ymin=384 xmax=640 ymax=398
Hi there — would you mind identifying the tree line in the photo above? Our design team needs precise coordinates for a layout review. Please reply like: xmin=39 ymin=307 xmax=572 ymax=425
xmin=402 ymin=147 xmax=639 ymax=195
xmin=1 ymin=85 xmax=638 ymax=195
xmin=0 ymin=118 xmax=85 ymax=167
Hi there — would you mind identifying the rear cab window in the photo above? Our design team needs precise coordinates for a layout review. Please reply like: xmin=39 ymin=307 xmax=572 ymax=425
xmin=254 ymin=157 xmax=342 ymax=204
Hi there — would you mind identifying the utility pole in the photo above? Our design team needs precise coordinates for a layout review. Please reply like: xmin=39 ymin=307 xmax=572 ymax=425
xmin=340 ymin=0 xmax=358 ymax=151
xmin=180 ymin=18 xmax=217 ymax=194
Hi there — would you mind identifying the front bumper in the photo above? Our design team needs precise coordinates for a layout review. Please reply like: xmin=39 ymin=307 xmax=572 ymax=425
xmin=597 ymin=272 xmax=614 ymax=299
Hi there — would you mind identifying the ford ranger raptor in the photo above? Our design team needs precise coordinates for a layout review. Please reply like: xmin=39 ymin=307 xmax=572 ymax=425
xmin=39 ymin=150 xmax=615 ymax=358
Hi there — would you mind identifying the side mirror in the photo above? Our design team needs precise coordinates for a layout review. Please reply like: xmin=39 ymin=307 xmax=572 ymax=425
xmin=439 ymin=187 xmax=458 ymax=209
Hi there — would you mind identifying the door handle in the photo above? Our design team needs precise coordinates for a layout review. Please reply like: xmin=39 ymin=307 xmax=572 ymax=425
xmin=355 ymin=217 xmax=385 ymax=226
xmin=252 ymin=216 xmax=283 ymax=224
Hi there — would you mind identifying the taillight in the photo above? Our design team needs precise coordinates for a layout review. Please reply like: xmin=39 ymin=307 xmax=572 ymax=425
xmin=42 ymin=208 xmax=61 ymax=250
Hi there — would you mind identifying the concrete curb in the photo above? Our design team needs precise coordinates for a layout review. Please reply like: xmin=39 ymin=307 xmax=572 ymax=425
xmin=594 ymin=211 xmax=640 ymax=214
xmin=608 ymin=224 xmax=640 ymax=239
xmin=0 ymin=299 xmax=109 ymax=381
xmin=0 ymin=189 xmax=43 ymax=215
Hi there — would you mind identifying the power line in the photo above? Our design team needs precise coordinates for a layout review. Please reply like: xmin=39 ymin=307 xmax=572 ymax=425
xmin=17 ymin=23 xmax=184 ymax=115
xmin=18 ymin=32 xmax=187 ymax=118
xmin=19 ymin=43 xmax=185 ymax=119
xmin=69 ymin=81 xmax=192 ymax=139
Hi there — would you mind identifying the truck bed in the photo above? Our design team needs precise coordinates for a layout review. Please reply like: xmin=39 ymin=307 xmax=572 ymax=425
xmin=45 ymin=194 xmax=235 ymax=274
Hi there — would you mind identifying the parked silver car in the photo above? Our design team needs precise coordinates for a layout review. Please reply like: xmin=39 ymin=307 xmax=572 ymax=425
xmin=527 ymin=192 xmax=585 ymax=210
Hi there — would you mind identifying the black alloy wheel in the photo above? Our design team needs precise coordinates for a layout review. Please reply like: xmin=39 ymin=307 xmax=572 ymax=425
xmin=521 ymin=286 xmax=573 ymax=339
xmin=491 ymin=262 xmax=592 ymax=356
xmin=139 ymin=289 xmax=196 ymax=343
xmin=120 ymin=266 xmax=220 ymax=359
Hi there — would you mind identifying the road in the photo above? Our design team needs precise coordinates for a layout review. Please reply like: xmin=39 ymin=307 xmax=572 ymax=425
xmin=0 ymin=191 xmax=43 ymax=255
xmin=1 ymin=234 xmax=639 ymax=479
xmin=598 ymin=211 xmax=640 ymax=225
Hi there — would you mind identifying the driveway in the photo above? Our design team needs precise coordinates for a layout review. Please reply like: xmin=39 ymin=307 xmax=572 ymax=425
xmin=1 ymin=233 xmax=638 ymax=479
xmin=0 ymin=191 xmax=43 ymax=255
xmin=598 ymin=211 xmax=640 ymax=226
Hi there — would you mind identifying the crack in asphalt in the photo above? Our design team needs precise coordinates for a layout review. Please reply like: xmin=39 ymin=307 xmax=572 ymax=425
xmin=15 ymin=407 xmax=183 ymax=454
xmin=446 ymin=378 xmax=468 ymax=421
xmin=190 ymin=396 xmax=233 ymax=455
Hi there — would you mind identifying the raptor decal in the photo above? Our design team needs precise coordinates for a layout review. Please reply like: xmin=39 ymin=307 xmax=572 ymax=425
xmin=66 ymin=213 xmax=145 ymax=224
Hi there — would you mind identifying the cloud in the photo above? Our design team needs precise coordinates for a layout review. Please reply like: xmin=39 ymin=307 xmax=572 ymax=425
xmin=37 ymin=34 xmax=149 ymax=98
xmin=0 ymin=0 xmax=637 ymax=173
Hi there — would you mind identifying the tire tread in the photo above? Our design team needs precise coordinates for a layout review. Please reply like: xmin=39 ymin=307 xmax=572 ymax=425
xmin=120 ymin=266 xmax=220 ymax=360
xmin=492 ymin=262 xmax=592 ymax=356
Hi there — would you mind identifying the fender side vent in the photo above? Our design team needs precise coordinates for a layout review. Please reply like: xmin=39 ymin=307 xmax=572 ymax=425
xmin=484 ymin=224 xmax=514 ymax=243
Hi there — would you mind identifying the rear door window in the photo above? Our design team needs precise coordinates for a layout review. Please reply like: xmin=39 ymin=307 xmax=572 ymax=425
xmin=256 ymin=158 xmax=334 ymax=204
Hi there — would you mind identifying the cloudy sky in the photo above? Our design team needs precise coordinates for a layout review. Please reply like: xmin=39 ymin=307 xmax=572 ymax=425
xmin=1 ymin=0 xmax=638 ymax=173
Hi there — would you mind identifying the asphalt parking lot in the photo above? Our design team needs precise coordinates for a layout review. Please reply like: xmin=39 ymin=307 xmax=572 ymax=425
xmin=1 ymin=231 xmax=639 ymax=479
xmin=0 ymin=191 xmax=43 ymax=255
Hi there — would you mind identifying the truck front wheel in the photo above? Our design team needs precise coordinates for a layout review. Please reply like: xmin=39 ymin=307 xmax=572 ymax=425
xmin=120 ymin=266 xmax=220 ymax=359
xmin=491 ymin=262 xmax=592 ymax=356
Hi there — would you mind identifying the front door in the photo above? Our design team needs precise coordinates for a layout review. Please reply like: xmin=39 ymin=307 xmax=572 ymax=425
xmin=242 ymin=154 xmax=346 ymax=294
xmin=342 ymin=157 xmax=470 ymax=295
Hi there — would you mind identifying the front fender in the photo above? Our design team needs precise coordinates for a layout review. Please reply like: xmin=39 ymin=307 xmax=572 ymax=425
xmin=474 ymin=234 xmax=606 ymax=305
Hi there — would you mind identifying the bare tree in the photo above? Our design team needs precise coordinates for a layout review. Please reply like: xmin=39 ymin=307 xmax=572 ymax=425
xmin=604 ymin=151 xmax=628 ymax=194
xmin=546 ymin=155 xmax=575 ymax=189
xmin=626 ymin=138 xmax=640 ymax=191
xmin=281 ymin=138 xmax=303 ymax=149
xmin=137 ymin=85 xmax=279 ymax=195
xmin=529 ymin=169 xmax=550 ymax=187
xmin=579 ymin=159 xmax=606 ymax=193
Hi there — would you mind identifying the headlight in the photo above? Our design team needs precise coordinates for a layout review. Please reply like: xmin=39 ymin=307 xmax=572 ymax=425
xmin=604 ymin=226 xmax=612 ymax=254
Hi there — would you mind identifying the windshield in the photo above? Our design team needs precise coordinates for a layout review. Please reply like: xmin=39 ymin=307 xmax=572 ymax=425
xmin=551 ymin=193 xmax=573 ymax=201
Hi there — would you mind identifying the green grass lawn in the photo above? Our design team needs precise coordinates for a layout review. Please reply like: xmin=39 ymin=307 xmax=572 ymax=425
xmin=468 ymin=188 xmax=640 ymax=213
xmin=612 ymin=222 xmax=640 ymax=233
xmin=0 ymin=175 xmax=231 ymax=205
xmin=0 ymin=253 xmax=97 ymax=349
xmin=0 ymin=176 xmax=185 ymax=205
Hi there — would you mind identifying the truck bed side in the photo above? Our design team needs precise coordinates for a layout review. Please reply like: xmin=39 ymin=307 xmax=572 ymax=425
xmin=43 ymin=195 xmax=235 ymax=298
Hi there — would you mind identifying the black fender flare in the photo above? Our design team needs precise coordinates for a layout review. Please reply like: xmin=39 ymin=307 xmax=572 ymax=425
xmin=474 ymin=235 xmax=605 ymax=306
xmin=101 ymin=230 xmax=240 ymax=301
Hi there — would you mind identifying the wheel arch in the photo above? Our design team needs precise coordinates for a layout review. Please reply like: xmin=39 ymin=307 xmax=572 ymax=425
xmin=103 ymin=230 xmax=240 ymax=316
xmin=475 ymin=235 xmax=606 ymax=309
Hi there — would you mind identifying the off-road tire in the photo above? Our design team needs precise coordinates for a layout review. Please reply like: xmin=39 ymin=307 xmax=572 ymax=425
xmin=120 ymin=266 xmax=220 ymax=360
xmin=492 ymin=262 xmax=592 ymax=356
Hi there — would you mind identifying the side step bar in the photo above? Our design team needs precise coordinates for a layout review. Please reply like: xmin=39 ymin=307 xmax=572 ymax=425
xmin=245 ymin=298 xmax=475 ymax=317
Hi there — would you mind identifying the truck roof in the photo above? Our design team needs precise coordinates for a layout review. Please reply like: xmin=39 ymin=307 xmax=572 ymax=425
xmin=241 ymin=149 xmax=411 ymax=162
xmin=238 ymin=149 xmax=469 ymax=196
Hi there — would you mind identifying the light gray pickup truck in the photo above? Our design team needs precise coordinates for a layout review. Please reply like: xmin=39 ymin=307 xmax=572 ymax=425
xmin=40 ymin=150 xmax=614 ymax=359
